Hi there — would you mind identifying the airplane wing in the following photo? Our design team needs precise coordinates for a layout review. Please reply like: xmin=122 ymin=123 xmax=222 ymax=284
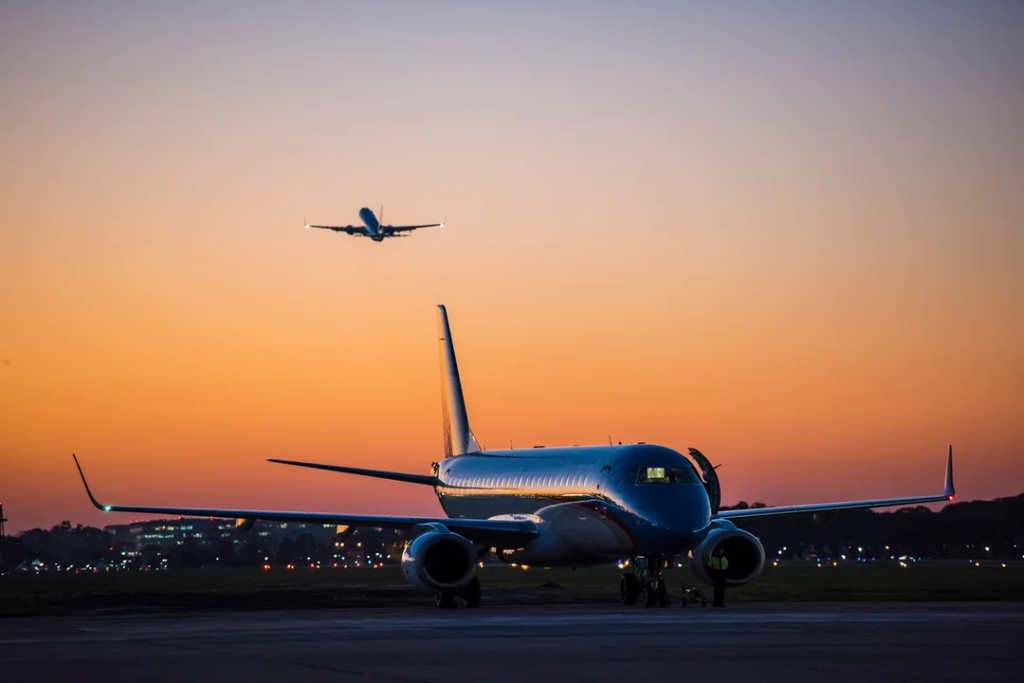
xmin=714 ymin=446 xmax=955 ymax=520
xmin=72 ymin=456 xmax=537 ymax=547
xmin=382 ymin=221 xmax=445 ymax=235
xmin=306 ymin=223 xmax=369 ymax=236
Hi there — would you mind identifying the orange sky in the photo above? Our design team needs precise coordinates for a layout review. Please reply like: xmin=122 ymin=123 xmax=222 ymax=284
xmin=2 ymin=2 xmax=1022 ymax=532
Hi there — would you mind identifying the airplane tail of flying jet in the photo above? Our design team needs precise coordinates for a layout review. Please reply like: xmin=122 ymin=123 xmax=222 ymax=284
xmin=437 ymin=304 xmax=481 ymax=457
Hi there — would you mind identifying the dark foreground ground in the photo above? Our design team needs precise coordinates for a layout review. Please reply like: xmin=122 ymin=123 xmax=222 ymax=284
xmin=3 ymin=563 xmax=1022 ymax=616
xmin=1 ymin=603 xmax=1021 ymax=682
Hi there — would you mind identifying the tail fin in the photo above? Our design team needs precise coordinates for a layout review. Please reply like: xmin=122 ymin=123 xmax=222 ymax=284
xmin=437 ymin=304 xmax=481 ymax=458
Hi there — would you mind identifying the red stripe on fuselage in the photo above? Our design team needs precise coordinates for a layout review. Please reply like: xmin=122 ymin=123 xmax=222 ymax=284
xmin=578 ymin=500 xmax=638 ymax=553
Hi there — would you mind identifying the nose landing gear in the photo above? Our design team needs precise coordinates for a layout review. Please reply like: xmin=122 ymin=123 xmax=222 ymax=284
xmin=620 ymin=555 xmax=670 ymax=607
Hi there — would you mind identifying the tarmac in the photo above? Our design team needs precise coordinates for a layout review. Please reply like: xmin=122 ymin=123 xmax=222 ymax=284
xmin=1 ymin=603 xmax=1021 ymax=682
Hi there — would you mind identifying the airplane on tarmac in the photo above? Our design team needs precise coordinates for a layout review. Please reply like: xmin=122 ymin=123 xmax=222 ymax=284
xmin=304 ymin=206 xmax=444 ymax=242
xmin=73 ymin=304 xmax=955 ymax=609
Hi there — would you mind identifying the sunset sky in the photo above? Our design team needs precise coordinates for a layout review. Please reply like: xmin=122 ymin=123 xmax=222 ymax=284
xmin=2 ymin=1 xmax=1022 ymax=533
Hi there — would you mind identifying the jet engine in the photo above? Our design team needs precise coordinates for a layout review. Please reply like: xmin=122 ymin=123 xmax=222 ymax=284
xmin=401 ymin=529 xmax=477 ymax=593
xmin=690 ymin=525 xmax=766 ymax=587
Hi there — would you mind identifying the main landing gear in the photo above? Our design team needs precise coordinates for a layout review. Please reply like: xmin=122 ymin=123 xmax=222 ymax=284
xmin=620 ymin=555 xmax=670 ymax=607
xmin=436 ymin=576 xmax=482 ymax=609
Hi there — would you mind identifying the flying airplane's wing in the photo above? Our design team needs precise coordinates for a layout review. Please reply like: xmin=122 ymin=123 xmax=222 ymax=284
xmin=267 ymin=458 xmax=441 ymax=486
xmin=382 ymin=220 xmax=445 ymax=235
xmin=306 ymin=223 xmax=369 ymax=236
xmin=72 ymin=456 xmax=537 ymax=547
xmin=714 ymin=446 xmax=955 ymax=520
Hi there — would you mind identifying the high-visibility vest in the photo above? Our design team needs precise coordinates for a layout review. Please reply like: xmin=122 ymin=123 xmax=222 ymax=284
xmin=709 ymin=556 xmax=722 ymax=570
xmin=720 ymin=556 xmax=729 ymax=571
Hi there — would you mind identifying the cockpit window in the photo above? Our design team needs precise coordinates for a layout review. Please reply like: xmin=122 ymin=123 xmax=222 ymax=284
xmin=637 ymin=466 xmax=698 ymax=485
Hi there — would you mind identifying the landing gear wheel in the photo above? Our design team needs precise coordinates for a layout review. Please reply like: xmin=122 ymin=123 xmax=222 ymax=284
xmin=435 ymin=592 xmax=456 ymax=609
xmin=462 ymin=576 xmax=481 ymax=608
xmin=620 ymin=573 xmax=640 ymax=605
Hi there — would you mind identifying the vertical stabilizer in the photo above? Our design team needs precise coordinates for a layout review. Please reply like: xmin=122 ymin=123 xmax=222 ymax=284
xmin=437 ymin=305 xmax=481 ymax=457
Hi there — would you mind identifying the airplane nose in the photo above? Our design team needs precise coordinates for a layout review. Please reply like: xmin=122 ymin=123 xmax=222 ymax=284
xmin=648 ymin=486 xmax=711 ymax=542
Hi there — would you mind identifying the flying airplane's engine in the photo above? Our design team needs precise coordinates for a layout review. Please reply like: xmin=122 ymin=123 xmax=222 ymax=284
xmin=690 ymin=524 xmax=766 ymax=587
xmin=401 ymin=529 xmax=477 ymax=593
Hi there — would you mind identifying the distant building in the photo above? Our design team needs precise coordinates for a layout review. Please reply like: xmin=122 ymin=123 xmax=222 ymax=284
xmin=103 ymin=518 xmax=343 ymax=551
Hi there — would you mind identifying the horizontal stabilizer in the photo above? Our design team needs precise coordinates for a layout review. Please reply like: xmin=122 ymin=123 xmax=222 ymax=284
xmin=267 ymin=459 xmax=441 ymax=486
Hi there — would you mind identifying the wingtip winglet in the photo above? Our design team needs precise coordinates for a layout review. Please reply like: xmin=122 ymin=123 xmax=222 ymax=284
xmin=72 ymin=454 xmax=109 ymax=511
xmin=944 ymin=444 xmax=955 ymax=500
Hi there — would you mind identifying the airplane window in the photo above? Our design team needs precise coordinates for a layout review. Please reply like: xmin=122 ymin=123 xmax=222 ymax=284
xmin=640 ymin=467 xmax=670 ymax=483
xmin=637 ymin=466 xmax=699 ymax=484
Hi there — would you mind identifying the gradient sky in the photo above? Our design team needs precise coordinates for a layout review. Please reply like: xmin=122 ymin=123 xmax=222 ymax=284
xmin=2 ymin=1 xmax=1022 ymax=533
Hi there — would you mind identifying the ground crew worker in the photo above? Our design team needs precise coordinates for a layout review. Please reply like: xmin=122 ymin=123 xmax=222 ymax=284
xmin=708 ymin=547 xmax=729 ymax=607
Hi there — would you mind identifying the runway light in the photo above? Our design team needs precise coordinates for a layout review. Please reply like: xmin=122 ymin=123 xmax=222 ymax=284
xmin=773 ymin=561 xmax=778 ymax=567
xmin=833 ymin=562 xmax=837 ymax=567
xmin=1002 ymin=564 xmax=1007 ymax=568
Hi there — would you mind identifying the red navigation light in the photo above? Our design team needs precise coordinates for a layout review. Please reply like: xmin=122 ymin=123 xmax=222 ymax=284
xmin=949 ymin=494 xmax=955 ymax=500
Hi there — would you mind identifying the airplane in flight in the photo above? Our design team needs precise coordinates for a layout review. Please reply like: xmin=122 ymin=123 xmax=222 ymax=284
xmin=73 ymin=304 xmax=955 ymax=609
xmin=304 ymin=206 xmax=444 ymax=242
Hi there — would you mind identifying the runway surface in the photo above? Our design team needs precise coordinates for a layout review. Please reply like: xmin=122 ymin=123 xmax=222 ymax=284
xmin=2 ymin=603 xmax=1021 ymax=682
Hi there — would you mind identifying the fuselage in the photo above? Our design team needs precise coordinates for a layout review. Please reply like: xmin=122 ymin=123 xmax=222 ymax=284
xmin=434 ymin=443 xmax=712 ymax=566
xmin=358 ymin=207 xmax=384 ymax=241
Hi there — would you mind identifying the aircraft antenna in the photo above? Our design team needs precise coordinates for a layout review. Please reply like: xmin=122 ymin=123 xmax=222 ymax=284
xmin=608 ymin=436 xmax=612 ymax=446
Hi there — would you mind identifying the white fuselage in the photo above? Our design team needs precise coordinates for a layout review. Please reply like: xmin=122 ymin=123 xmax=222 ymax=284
xmin=433 ymin=443 xmax=713 ymax=566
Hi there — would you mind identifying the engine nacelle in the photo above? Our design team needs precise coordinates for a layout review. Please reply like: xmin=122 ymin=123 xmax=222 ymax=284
xmin=690 ymin=526 xmax=766 ymax=587
xmin=401 ymin=530 xmax=477 ymax=593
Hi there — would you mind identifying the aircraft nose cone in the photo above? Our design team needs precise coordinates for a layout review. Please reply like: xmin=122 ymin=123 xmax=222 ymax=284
xmin=645 ymin=486 xmax=711 ymax=544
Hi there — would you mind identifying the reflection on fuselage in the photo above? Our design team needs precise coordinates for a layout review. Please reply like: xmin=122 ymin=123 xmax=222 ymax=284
xmin=435 ymin=443 xmax=713 ymax=557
